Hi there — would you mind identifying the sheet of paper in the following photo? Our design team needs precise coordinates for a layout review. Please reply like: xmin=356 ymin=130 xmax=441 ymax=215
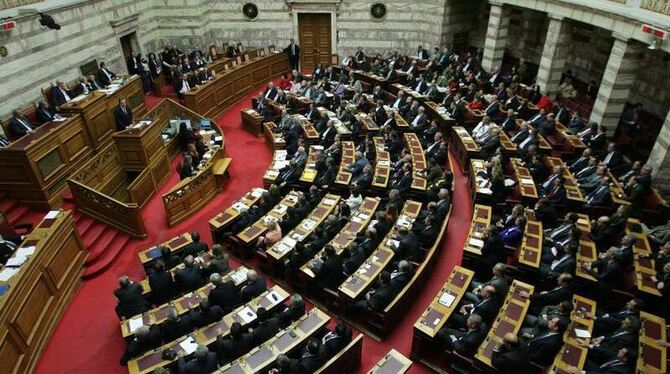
xmin=128 ymin=316 xmax=144 ymax=333
xmin=232 ymin=202 xmax=246 ymax=212
xmin=179 ymin=337 xmax=198 ymax=355
xmin=386 ymin=239 xmax=400 ymax=248
xmin=15 ymin=246 xmax=36 ymax=257
xmin=265 ymin=290 xmax=281 ymax=305
xmin=237 ymin=306 xmax=257 ymax=324
xmin=251 ymin=188 xmax=265 ymax=198
xmin=520 ymin=178 xmax=535 ymax=185
xmin=45 ymin=210 xmax=60 ymax=219
xmin=438 ymin=292 xmax=456 ymax=307
xmin=0 ymin=267 xmax=19 ymax=282
xmin=574 ymin=328 xmax=591 ymax=339
xmin=231 ymin=270 xmax=247 ymax=284
xmin=468 ymin=238 xmax=484 ymax=248
xmin=5 ymin=256 xmax=27 ymax=267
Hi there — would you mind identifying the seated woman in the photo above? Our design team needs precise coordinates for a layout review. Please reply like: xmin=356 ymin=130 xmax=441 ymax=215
xmin=256 ymin=220 xmax=282 ymax=249
xmin=278 ymin=73 xmax=292 ymax=91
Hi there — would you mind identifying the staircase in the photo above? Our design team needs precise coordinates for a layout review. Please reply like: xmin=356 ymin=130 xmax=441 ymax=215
xmin=0 ymin=193 xmax=46 ymax=232
xmin=62 ymin=199 xmax=135 ymax=279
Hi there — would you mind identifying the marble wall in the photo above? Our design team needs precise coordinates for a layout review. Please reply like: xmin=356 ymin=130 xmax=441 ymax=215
xmin=630 ymin=49 xmax=670 ymax=119
xmin=0 ymin=0 xmax=160 ymax=117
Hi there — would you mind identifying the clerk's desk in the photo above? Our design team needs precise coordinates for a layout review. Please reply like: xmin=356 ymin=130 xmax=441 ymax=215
xmin=184 ymin=52 xmax=290 ymax=119
xmin=0 ymin=210 xmax=86 ymax=374
xmin=0 ymin=76 xmax=148 ymax=210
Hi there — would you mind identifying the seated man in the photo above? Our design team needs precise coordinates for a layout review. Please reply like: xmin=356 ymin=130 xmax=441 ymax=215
xmin=521 ymin=317 xmax=567 ymax=366
xmin=160 ymin=307 xmax=193 ymax=343
xmin=492 ymin=333 xmax=530 ymax=372
xmin=180 ymin=231 xmax=208 ymax=258
xmin=321 ymin=321 xmax=353 ymax=357
xmin=240 ymin=270 xmax=267 ymax=302
xmin=524 ymin=273 xmax=574 ymax=316
xmin=174 ymin=255 xmax=204 ymax=293
xmin=208 ymin=273 xmax=241 ymax=313
xmin=584 ymin=317 xmax=640 ymax=366
xmin=588 ymin=298 xmax=643 ymax=337
xmin=114 ymin=275 xmax=150 ymax=319
xmin=437 ymin=313 xmax=488 ymax=355
xmin=8 ymin=110 xmax=35 ymax=138
xmin=251 ymin=307 xmax=280 ymax=345
xmin=177 ymin=344 xmax=218 ymax=373
xmin=119 ymin=325 xmax=161 ymax=365
xmin=279 ymin=294 xmax=306 ymax=328
xmin=522 ymin=300 xmax=573 ymax=337
xmin=298 ymin=338 xmax=328 ymax=372
xmin=500 ymin=216 xmax=526 ymax=247
xmin=189 ymin=299 xmax=224 ymax=328
xmin=465 ymin=263 xmax=509 ymax=304
xmin=348 ymin=271 xmax=395 ymax=314
xmin=215 ymin=322 xmax=253 ymax=364
xmin=584 ymin=347 xmax=637 ymax=374
xmin=449 ymin=285 xmax=500 ymax=328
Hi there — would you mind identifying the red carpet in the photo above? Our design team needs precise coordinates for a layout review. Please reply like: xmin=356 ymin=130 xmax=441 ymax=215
xmin=33 ymin=88 xmax=471 ymax=373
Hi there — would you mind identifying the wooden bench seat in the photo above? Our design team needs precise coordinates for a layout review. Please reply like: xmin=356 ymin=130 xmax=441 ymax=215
xmin=315 ymin=334 xmax=364 ymax=374
xmin=213 ymin=157 xmax=232 ymax=186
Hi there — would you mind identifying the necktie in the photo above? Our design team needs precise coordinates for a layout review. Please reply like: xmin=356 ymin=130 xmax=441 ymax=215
xmin=0 ymin=137 xmax=9 ymax=147
xmin=62 ymin=88 xmax=71 ymax=101
xmin=604 ymin=152 xmax=613 ymax=165
xmin=18 ymin=118 xmax=32 ymax=131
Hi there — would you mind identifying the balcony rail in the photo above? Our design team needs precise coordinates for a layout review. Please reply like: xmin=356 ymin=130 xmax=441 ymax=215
xmin=642 ymin=0 xmax=670 ymax=15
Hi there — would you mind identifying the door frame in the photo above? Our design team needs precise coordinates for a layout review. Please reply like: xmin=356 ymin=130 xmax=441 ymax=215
xmin=292 ymin=10 xmax=337 ymax=58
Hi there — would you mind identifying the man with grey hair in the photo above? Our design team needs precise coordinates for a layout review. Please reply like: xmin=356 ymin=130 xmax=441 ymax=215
xmin=177 ymin=344 xmax=218 ymax=373
xmin=437 ymin=313 xmax=487 ymax=355
xmin=174 ymin=255 xmax=204 ymax=293
xmin=208 ymin=272 xmax=240 ymax=313
xmin=114 ymin=275 xmax=149 ymax=319
xmin=160 ymin=307 xmax=193 ymax=343
xmin=279 ymin=293 xmax=306 ymax=328
xmin=240 ymin=270 xmax=267 ymax=302
xmin=119 ymin=325 xmax=161 ymax=365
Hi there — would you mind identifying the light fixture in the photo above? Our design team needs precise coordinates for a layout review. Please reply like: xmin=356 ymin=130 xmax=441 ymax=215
xmin=648 ymin=37 xmax=659 ymax=50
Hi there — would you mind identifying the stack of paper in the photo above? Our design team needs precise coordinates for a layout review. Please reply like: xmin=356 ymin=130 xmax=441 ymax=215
xmin=128 ymin=316 xmax=144 ymax=333
xmin=45 ymin=210 xmax=60 ymax=219
xmin=179 ymin=337 xmax=198 ymax=355
xmin=468 ymin=238 xmax=484 ymax=248
xmin=16 ymin=246 xmax=36 ymax=257
xmin=232 ymin=202 xmax=247 ymax=212
xmin=5 ymin=256 xmax=27 ymax=267
xmin=0 ymin=267 xmax=19 ymax=282
xmin=438 ymin=292 xmax=456 ymax=307
xmin=237 ymin=307 xmax=257 ymax=323
xmin=231 ymin=270 xmax=247 ymax=284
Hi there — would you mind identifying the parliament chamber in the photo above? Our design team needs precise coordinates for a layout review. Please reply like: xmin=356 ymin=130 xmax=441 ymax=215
xmin=1 ymin=1 xmax=670 ymax=374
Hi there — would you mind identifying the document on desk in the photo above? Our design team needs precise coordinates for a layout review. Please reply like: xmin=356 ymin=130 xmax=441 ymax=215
xmin=237 ymin=307 xmax=257 ymax=324
xmin=16 ymin=245 xmax=36 ymax=257
xmin=179 ymin=337 xmax=198 ymax=355
xmin=438 ymin=292 xmax=456 ymax=307
xmin=231 ymin=270 xmax=247 ymax=284
xmin=5 ymin=256 xmax=27 ymax=267
xmin=0 ymin=267 xmax=19 ymax=282
xmin=468 ymin=238 xmax=484 ymax=248
xmin=574 ymin=328 xmax=591 ymax=339
xmin=128 ymin=316 xmax=144 ymax=333
xmin=45 ymin=210 xmax=60 ymax=219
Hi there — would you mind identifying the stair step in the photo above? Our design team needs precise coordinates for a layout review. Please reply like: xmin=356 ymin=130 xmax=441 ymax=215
xmin=0 ymin=198 xmax=18 ymax=214
xmin=81 ymin=223 xmax=108 ymax=249
xmin=6 ymin=205 xmax=30 ymax=224
xmin=75 ymin=216 xmax=96 ymax=235
xmin=82 ymin=234 xmax=132 ymax=279
xmin=83 ymin=228 xmax=120 ymax=265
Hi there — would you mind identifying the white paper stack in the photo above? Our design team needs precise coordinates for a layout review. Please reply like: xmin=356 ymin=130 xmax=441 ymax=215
xmin=231 ymin=270 xmax=247 ymax=284
xmin=128 ymin=316 xmax=144 ymax=333
xmin=468 ymin=238 xmax=484 ymax=248
xmin=16 ymin=246 xmax=36 ymax=257
xmin=179 ymin=337 xmax=198 ymax=355
xmin=45 ymin=210 xmax=60 ymax=219
xmin=0 ymin=267 xmax=19 ymax=282
xmin=237 ymin=307 xmax=257 ymax=323
xmin=438 ymin=292 xmax=456 ymax=307
xmin=5 ymin=256 xmax=27 ymax=267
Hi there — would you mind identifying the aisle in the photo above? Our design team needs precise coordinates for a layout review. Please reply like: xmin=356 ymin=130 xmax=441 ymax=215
xmin=34 ymin=92 xmax=472 ymax=373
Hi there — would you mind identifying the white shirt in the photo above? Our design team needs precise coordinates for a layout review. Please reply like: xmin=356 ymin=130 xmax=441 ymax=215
xmin=519 ymin=136 xmax=532 ymax=149
xmin=393 ymin=97 xmax=403 ymax=109
xmin=472 ymin=121 xmax=490 ymax=139
xmin=411 ymin=114 xmax=424 ymax=126
xmin=60 ymin=87 xmax=72 ymax=102
xmin=179 ymin=80 xmax=191 ymax=94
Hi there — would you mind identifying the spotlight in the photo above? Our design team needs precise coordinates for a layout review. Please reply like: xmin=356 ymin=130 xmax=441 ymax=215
xmin=38 ymin=13 xmax=60 ymax=30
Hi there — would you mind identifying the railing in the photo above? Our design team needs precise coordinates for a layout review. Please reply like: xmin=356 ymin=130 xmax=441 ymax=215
xmin=642 ymin=0 xmax=670 ymax=14
xmin=68 ymin=180 xmax=147 ymax=238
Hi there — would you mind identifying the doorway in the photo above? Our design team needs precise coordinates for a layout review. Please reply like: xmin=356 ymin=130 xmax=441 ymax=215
xmin=298 ymin=13 xmax=332 ymax=71
xmin=120 ymin=33 xmax=140 ymax=73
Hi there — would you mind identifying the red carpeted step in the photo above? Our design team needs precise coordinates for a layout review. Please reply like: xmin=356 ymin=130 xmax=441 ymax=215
xmin=82 ymin=234 xmax=132 ymax=279
xmin=75 ymin=215 xmax=96 ymax=235
xmin=0 ymin=198 xmax=18 ymax=215
xmin=80 ymin=222 xmax=108 ymax=249
xmin=6 ymin=205 xmax=30 ymax=225
xmin=83 ymin=228 xmax=120 ymax=265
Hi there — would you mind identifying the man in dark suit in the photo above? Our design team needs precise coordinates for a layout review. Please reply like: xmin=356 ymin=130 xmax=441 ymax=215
xmin=492 ymin=333 xmax=529 ymax=373
xmin=314 ymin=245 xmax=344 ymax=289
xmin=373 ymin=100 xmax=388 ymax=127
xmin=349 ymin=271 xmax=395 ymax=314
xmin=148 ymin=260 xmax=176 ymax=305
xmin=98 ymin=61 xmax=116 ymax=86
xmin=584 ymin=347 xmax=636 ymax=374
xmin=391 ymin=90 xmax=407 ymax=110
xmin=416 ymin=45 xmax=429 ymax=59
xmin=437 ymin=314 xmax=488 ymax=355
xmin=189 ymin=299 xmax=224 ymax=328
xmin=174 ymin=255 xmax=204 ymax=293
xmin=177 ymin=345 xmax=218 ymax=374
xmin=279 ymin=294 xmax=306 ymax=328
xmin=585 ymin=317 xmax=640 ymax=365
xmin=321 ymin=322 xmax=352 ymax=356
xmin=251 ymin=307 xmax=280 ymax=345
xmin=119 ymin=325 xmax=161 ymax=365
xmin=127 ymin=52 xmax=140 ymax=75
xmin=601 ymin=142 xmax=625 ymax=176
xmin=160 ymin=307 xmax=193 ymax=342
xmin=285 ymin=39 xmax=300 ymax=71
xmin=8 ymin=110 xmax=35 ymax=138
xmin=500 ymin=109 xmax=517 ymax=131
xmin=261 ymin=82 xmax=278 ymax=101
xmin=240 ymin=270 xmax=266 ymax=302
xmin=539 ymin=242 xmax=577 ymax=280
xmin=35 ymin=100 xmax=57 ymax=124
xmin=522 ymin=317 xmax=566 ymax=366
xmin=113 ymin=99 xmax=133 ymax=131
xmin=180 ymin=231 xmax=208 ymax=258
xmin=584 ymin=249 xmax=625 ymax=292
xmin=526 ymin=273 xmax=574 ymax=315
xmin=389 ymin=261 xmax=412 ymax=291
xmin=49 ymin=81 xmax=73 ymax=107
xmin=299 ymin=338 xmax=327 ymax=372
xmin=114 ymin=275 xmax=150 ymax=319
xmin=208 ymin=273 xmax=241 ymax=313
xmin=591 ymin=298 xmax=643 ymax=337
xmin=450 ymin=285 xmax=500 ymax=327
xmin=216 ymin=322 xmax=253 ymax=364
xmin=391 ymin=227 xmax=420 ymax=261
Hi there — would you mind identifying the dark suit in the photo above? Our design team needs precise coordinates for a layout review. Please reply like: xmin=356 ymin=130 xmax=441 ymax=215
xmin=160 ymin=315 xmax=193 ymax=343
xmin=148 ymin=270 xmax=176 ymax=305
xmin=35 ymin=107 xmax=56 ymax=124
xmin=98 ymin=68 xmax=115 ymax=86
xmin=240 ymin=277 xmax=267 ymax=302
xmin=525 ymin=332 xmax=563 ymax=365
xmin=252 ymin=317 xmax=280 ymax=344
xmin=285 ymin=43 xmax=300 ymax=70
xmin=529 ymin=285 xmax=573 ymax=314
xmin=189 ymin=305 xmax=224 ymax=328
xmin=8 ymin=116 xmax=34 ymax=138
xmin=174 ymin=266 xmax=204 ymax=293
xmin=208 ymin=281 xmax=241 ymax=313
xmin=114 ymin=283 xmax=150 ymax=319
xmin=120 ymin=325 xmax=161 ymax=365
xmin=180 ymin=242 xmax=208 ymax=259
xmin=114 ymin=104 xmax=133 ymax=131
xmin=492 ymin=345 xmax=529 ymax=373
xmin=440 ymin=325 xmax=488 ymax=355
xmin=217 ymin=334 xmax=253 ymax=363
xmin=177 ymin=353 xmax=218 ymax=374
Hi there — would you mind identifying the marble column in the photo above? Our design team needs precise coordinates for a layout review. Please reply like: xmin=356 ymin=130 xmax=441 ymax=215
xmin=648 ymin=111 xmax=670 ymax=188
xmin=481 ymin=2 xmax=509 ymax=72
xmin=536 ymin=15 xmax=571 ymax=94
xmin=590 ymin=35 xmax=643 ymax=132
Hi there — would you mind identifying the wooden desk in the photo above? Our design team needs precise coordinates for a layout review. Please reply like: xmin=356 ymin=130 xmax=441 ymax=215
xmin=450 ymin=126 xmax=480 ymax=173
xmin=339 ymin=201 xmax=422 ymax=300
xmin=215 ymin=308 xmax=331 ymax=374
xmin=263 ymin=150 xmax=289 ymax=187
xmin=637 ymin=312 xmax=667 ymax=374
xmin=555 ymin=122 xmax=587 ymax=152
xmin=548 ymin=295 xmax=597 ymax=373
xmin=424 ymin=101 xmax=455 ymax=132
xmin=301 ymin=197 xmax=380 ymax=278
xmin=368 ymin=349 xmax=413 ymax=374
xmin=241 ymin=108 xmax=265 ymax=136
xmin=315 ymin=334 xmax=364 ymax=374
xmin=626 ymin=219 xmax=663 ymax=297
xmin=356 ymin=112 xmax=380 ymax=133
xmin=403 ymin=133 xmax=428 ymax=191
xmin=499 ymin=131 xmax=518 ymax=154
xmin=475 ymin=280 xmax=534 ymax=367
xmin=575 ymin=216 xmax=598 ymax=282
xmin=464 ymin=204 xmax=492 ymax=258
xmin=468 ymin=159 xmax=493 ymax=203
xmin=0 ymin=210 xmax=86 ymax=374
xmin=137 ymin=232 xmax=193 ymax=266
xmin=0 ymin=114 xmax=94 ymax=209
xmin=262 ymin=122 xmax=286 ymax=150
xmin=608 ymin=171 xmax=630 ymax=206
xmin=138 ymin=251 xmax=213 ymax=296
xmin=335 ymin=141 xmax=355 ymax=186
xmin=183 ymin=52 xmax=290 ymax=119
xmin=299 ymin=145 xmax=324 ymax=183
xmin=293 ymin=114 xmax=320 ymax=142
xmin=519 ymin=214 xmax=542 ymax=269
xmin=236 ymin=191 xmax=300 ymax=245
xmin=209 ymin=188 xmax=266 ymax=234
xmin=510 ymin=158 xmax=538 ymax=200
xmin=121 ymin=267 xmax=248 ymax=338
xmin=267 ymin=194 xmax=341 ymax=261
xmin=546 ymin=157 xmax=585 ymax=203
xmin=414 ymin=266 xmax=475 ymax=339
xmin=128 ymin=285 xmax=289 ymax=374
